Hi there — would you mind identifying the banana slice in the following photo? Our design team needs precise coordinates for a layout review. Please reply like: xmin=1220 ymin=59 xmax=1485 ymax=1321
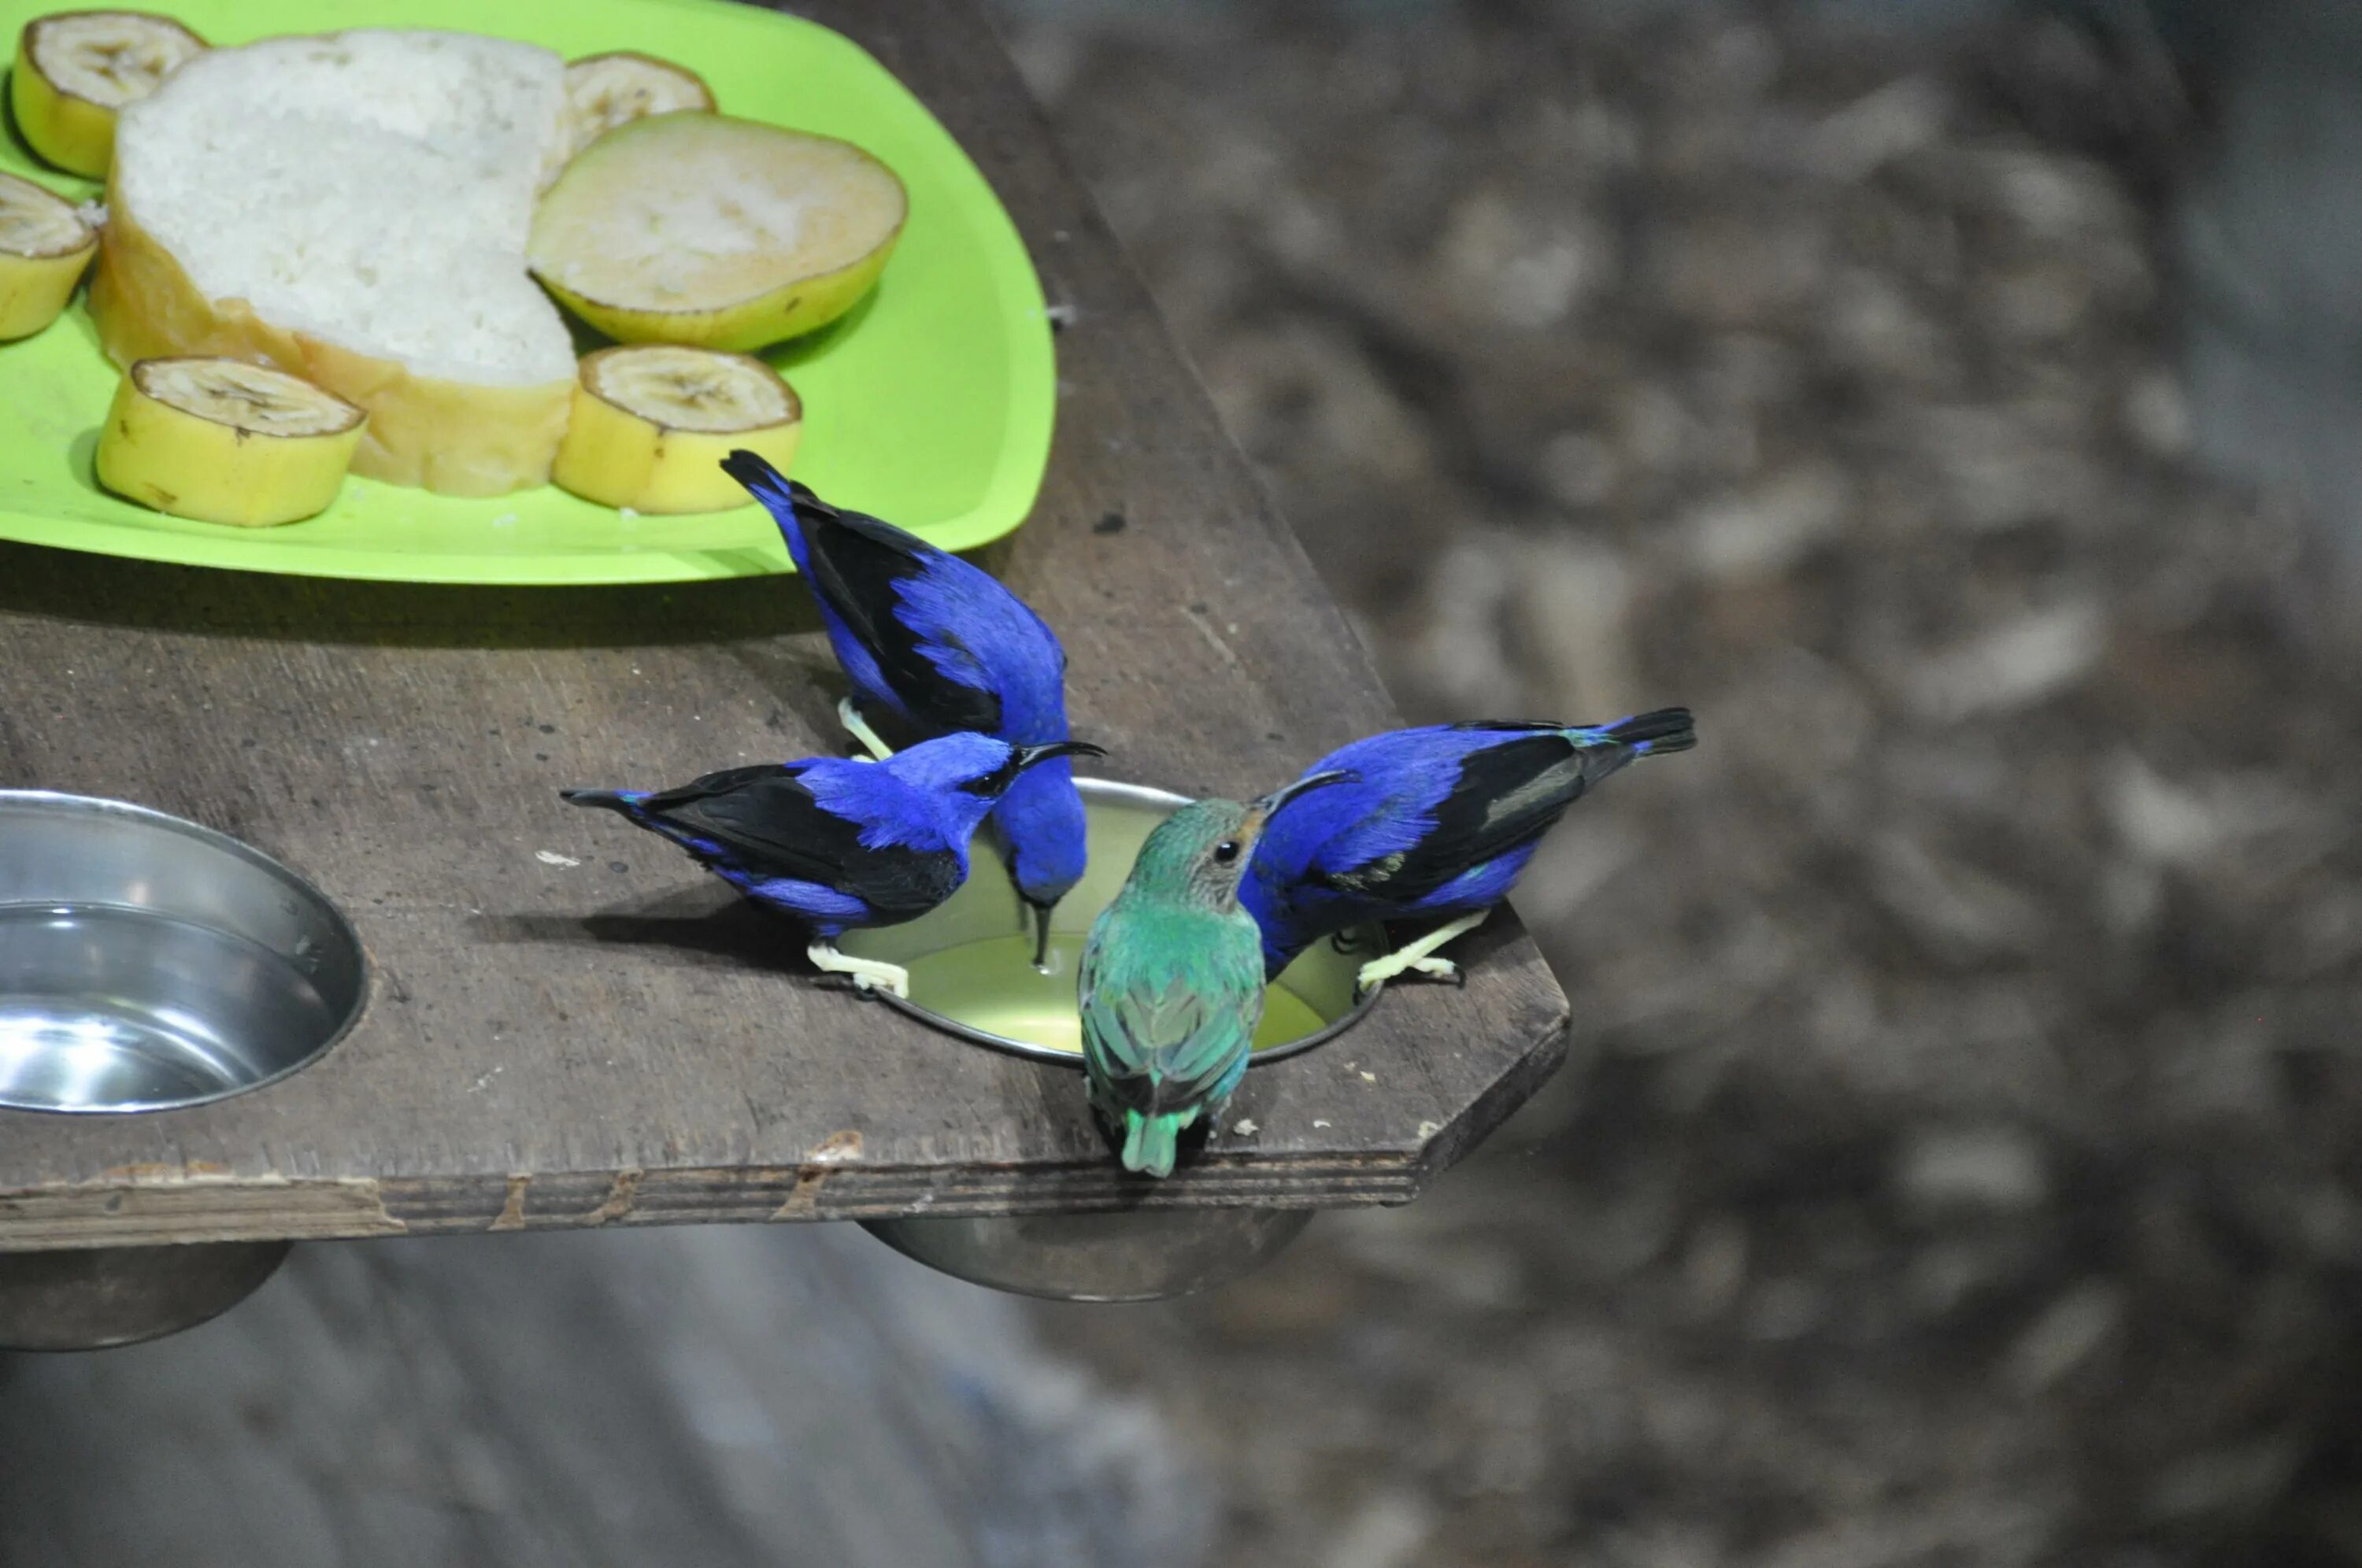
xmin=530 ymin=111 xmax=906 ymax=353
xmin=564 ymin=51 xmax=714 ymax=162
xmin=552 ymin=344 xmax=801 ymax=514
xmin=96 ymin=357 xmax=366 ymax=527
xmin=0 ymin=171 xmax=96 ymax=338
xmin=12 ymin=10 xmax=206 ymax=178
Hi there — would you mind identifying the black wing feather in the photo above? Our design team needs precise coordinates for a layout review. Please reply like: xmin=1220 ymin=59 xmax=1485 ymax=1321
xmin=1327 ymin=732 xmax=1590 ymax=906
xmin=791 ymin=486 xmax=1005 ymax=734
xmin=642 ymin=766 xmax=961 ymax=923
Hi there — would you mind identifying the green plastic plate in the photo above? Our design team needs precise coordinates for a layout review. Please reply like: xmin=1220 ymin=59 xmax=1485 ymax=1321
xmin=0 ymin=0 xmax=1055 ymax=582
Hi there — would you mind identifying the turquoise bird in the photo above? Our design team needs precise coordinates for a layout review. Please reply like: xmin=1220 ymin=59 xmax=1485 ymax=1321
xmin=1080 ymin=771 xmax=1352 ymax=1178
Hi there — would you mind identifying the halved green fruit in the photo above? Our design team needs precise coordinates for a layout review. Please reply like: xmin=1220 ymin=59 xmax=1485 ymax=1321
xmin=528 ymin=110 xmax=907 ymax=353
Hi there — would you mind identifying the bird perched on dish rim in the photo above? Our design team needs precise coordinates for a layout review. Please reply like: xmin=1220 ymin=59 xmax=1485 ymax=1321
xmin=1242 ymin=710 xmax=1696 ymax=993
xmin=721 ymin=449 xmax=1088 ymax=973
xmin=1079 ymin=770 xmax=1353 ymax=1178
xmin=563 ymin=730 xmax=1105 ymax=999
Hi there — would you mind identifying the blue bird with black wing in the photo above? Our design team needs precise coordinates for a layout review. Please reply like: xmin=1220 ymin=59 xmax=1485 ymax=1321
xmin=563 ymin=730 xmax=1105 ymax=1000
xmin=721 ymin=450 xmax=1087 ymax=972
xmin=1242 ymin=710 xmax=1696 ymax=992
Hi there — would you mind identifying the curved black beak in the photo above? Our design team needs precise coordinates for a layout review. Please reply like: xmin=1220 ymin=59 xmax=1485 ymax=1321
xmin=967 ymin=738 xmax=1109 ymax=800
xmin=1013 ymin=738 xmax=1107 ymax=773
xmin=1254 ymin=767 xmax=1357 ymax=818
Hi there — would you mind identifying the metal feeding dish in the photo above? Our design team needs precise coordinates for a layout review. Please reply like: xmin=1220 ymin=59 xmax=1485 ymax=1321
xmin=0 ymin=790 xmax=365 ymax=1115
xmin=0 ymin=791 xmax=363 ymax=1350
xmin=0 ymin=1241 xmax=293 ymax=1352
xmin=838 ymin=777 xmax=1379 ymax=1064
xmin=847 ymin=778 xmax=1372 ymax=1301
xmin=864 ymin=1206 xmax=1315 ymax=1304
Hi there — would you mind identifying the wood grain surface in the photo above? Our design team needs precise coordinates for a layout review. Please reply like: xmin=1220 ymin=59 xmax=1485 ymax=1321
xmin=0 ymin=0 xmax=1570 ymax=1251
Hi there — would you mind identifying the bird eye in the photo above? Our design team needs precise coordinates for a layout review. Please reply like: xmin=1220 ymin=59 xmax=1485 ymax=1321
xmin=1212 ymin=840 xmax=1241 ymax=865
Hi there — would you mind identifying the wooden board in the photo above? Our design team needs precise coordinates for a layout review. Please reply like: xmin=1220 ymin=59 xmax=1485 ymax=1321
xmin=0 ymin=0 xmax=1571 ymax=1252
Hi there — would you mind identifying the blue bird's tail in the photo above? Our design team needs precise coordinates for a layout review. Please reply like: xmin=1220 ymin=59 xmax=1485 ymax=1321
xmin=559 ymin=788 xmax=643 ymax=815
xmin=720 ymin=448 xmax=795 ymax=512
xmin=1590 ymin=707 xmax=1696 ymax=758
xmin=720 ymin=449 xmax=816 ymax=569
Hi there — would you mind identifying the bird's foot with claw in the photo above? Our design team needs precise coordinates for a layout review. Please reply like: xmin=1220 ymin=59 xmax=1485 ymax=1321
xmin=807 ymin=941 xmax=910 ymax=1000
xmin=1353 ymin=910 xmax=1492 ymax=996
xmin=1356 ymin=952 xmax=1462 ymax=993
xmin=838 ymin=697 xmax=896 ymax=762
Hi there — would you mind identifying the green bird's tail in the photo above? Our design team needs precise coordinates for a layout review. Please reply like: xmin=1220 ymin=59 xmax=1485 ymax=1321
xmin=1120 ymin=1108 xmax=1192 ymax=1179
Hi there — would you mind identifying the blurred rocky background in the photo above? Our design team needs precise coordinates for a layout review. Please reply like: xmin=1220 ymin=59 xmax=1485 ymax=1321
xmin=984 ymin=1 xmax=2362 ymax=1563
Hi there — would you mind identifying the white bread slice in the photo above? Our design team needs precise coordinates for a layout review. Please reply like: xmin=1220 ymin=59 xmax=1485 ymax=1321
xmin=89 ymin=30 xmax=579 ymax=496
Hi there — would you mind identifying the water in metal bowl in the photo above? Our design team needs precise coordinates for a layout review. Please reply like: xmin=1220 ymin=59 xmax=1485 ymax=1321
xmin=0 ymin=791 xmax=365 ymax=1114
xmin=839 ymin=778 xmax=1379 ymax=1065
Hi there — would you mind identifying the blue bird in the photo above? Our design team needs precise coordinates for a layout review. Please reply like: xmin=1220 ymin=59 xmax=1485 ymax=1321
xmin=1242 ymin=710 xmax=1697 ymax=992
xmin=563 ymin=731 xmax=1105 ymax=999
xmin=721 ymin=450 xmax=1086 ymax=972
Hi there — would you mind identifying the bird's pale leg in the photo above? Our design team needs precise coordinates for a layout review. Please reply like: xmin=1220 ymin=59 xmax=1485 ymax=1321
xmin=838 ymin=697 xmax=895 ymax=761
xmin=1356 ymin=909 xmax=1494 ymax=993
xmin=808 ymin=940 xmax=910 ymax=1000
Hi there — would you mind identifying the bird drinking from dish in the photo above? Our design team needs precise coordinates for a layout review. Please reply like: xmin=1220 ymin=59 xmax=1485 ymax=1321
xmin=1079 ymin=769 xmax=1354 ymax=1178
xmin=723 ymin=450 xmax=1089 ymax=974
xmin=564 ymin=730 xmax=1105 ymax=1000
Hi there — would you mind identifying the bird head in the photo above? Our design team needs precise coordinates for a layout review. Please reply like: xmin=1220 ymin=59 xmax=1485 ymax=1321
xmin=883 ymin=732 xmax=1106 ymax=833
xmin=990 ymin=759 xmax=1094 ymax=970
xmin=1232 ymin=767 xmax=1367 ymax=971
xmin=1127 ymin=771 xmax=1356 ymax=912
xmin=1246 ymin=768 xmax=1359 ymax=837
xmin=970 ymin=738 xmax=1108 ymax=798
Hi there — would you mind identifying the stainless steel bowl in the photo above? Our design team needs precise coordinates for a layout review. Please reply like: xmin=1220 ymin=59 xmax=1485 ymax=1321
xmin=0 ymin=791 xmax=365 ymax=1114
xmin=848 ymin=778 xmax=1361 ymax=1301
xmin=839 ymin=778 xmax=1380 ymax=1066
xmin=864 ymin=1207 xmax=1315 ymax=1304
xmin=0 ymin=1241 xmax=292 ymax=1351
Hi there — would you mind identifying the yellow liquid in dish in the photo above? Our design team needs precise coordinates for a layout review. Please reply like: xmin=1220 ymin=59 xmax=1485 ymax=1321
xmin=900 ymin=932 xmax=1331 ymax=1056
